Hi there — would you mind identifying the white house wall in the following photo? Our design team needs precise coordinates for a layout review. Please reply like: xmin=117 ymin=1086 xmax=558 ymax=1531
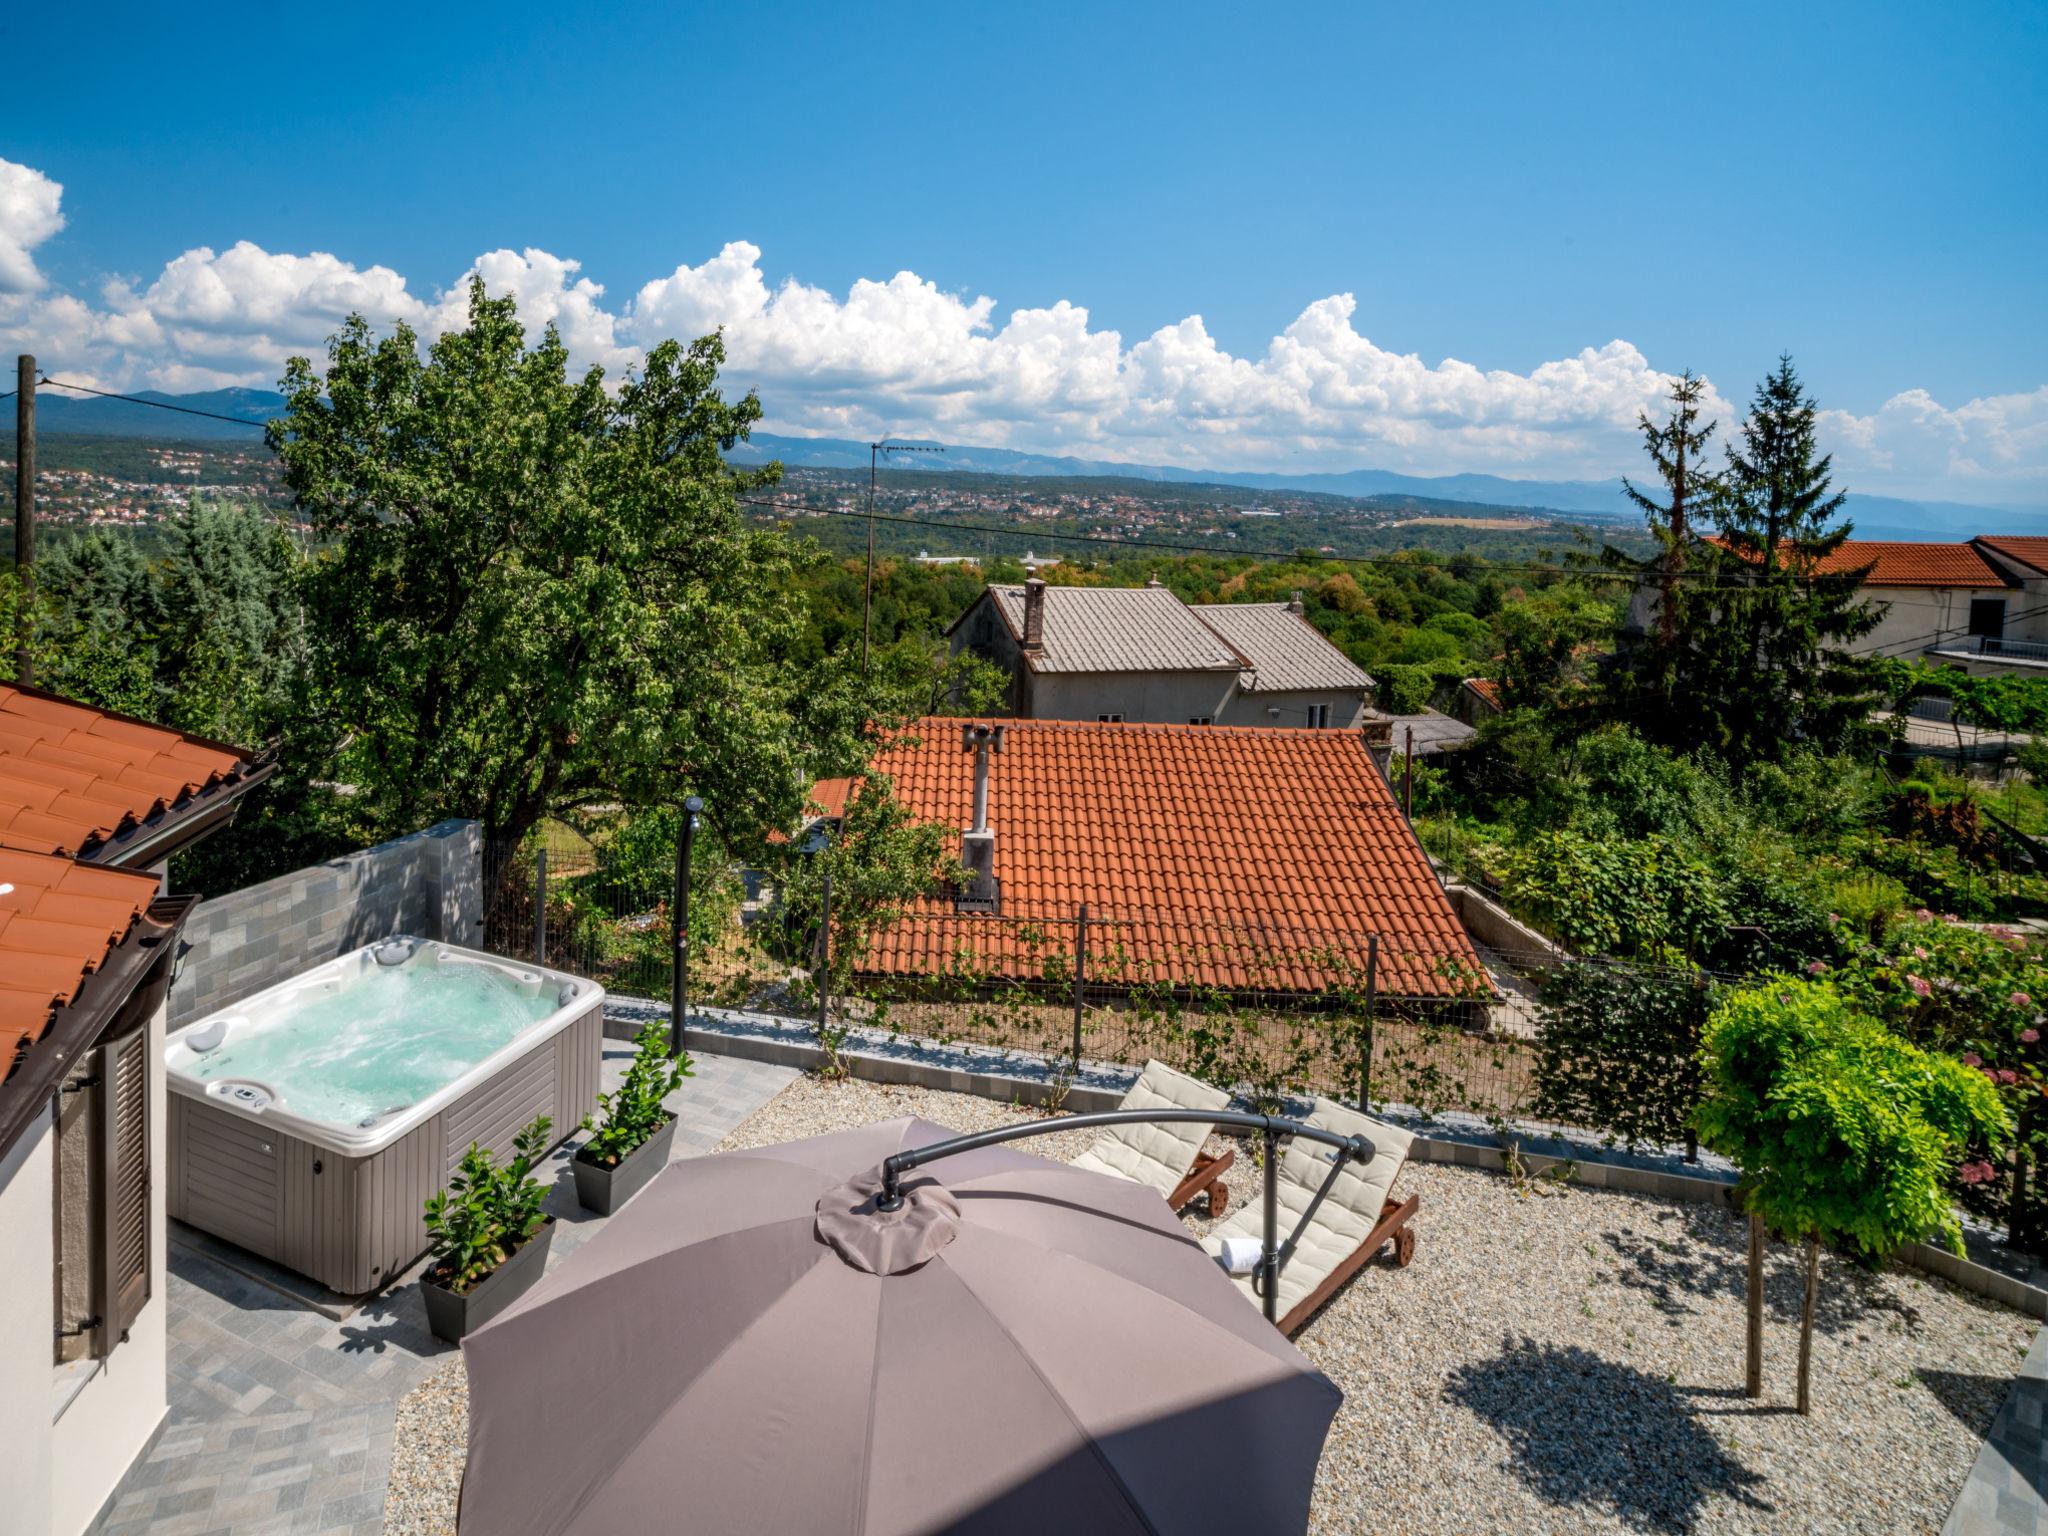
xmin=1025 ymin=671 xmax=1238 ymax=724
xmin=0 ymin=1111 xmax=58 ymax=1536
xmin=1856 ymin=585 xmax=2017 ymax=658
xmin=48 ymin=999 xmax=171 ymax=1536
xmin=0 ymin=999 xmax=173 ymax=1536
xmin=1216 ymin=688 xmax=1369 ymax=729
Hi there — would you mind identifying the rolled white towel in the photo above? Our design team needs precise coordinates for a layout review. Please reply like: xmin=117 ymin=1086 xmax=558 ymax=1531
xmin=1217 ymin=1235 xmax=1264 ymax=1276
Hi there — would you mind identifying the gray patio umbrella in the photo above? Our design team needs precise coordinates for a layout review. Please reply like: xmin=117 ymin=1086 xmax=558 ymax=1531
xmin=459 ymin=1115 xmax=1341 ymax=1535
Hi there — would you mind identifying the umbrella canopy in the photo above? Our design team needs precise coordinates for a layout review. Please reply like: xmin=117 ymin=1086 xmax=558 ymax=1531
xmin=460 ymin=1116 xmax=1341 ymax=1535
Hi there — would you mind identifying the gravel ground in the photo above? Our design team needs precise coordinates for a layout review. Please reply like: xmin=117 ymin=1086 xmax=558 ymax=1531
xmin=386 ymin=1076 xmax=2036 ymax=1535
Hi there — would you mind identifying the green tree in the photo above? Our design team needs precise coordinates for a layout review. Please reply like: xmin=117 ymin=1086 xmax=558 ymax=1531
xmin=778 ymin=772 xmax=960 ymax=1074
xmin=1492 ymin=587 xmax=1612 ymax=713
xmin=1695 ymin=979 xmax=2006 ymax=1413
xmin=1610 ymin=363 xmax=1880 ymax=764
xmin=270 ymin=281 xmax=844 ymax=862
xmin=1708 ymin=357 xmax=1881 ymax=759
xmin=1608 ymin=369 xmax=1722 ymax=732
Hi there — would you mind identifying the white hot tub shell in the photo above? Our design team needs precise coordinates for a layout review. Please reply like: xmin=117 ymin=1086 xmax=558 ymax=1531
xmin=166 ymin=938 xmax=606 ymax=1294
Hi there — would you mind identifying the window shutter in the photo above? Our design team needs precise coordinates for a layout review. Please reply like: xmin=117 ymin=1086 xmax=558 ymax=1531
xmin=97 ymin=1024 xmax=151 ymax=1351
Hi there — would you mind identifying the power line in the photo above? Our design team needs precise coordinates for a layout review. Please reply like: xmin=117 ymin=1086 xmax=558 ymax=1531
xmin=20 ymin=377 xmax=1962 ymax=597
xmin=36 ymin=377 xmax=275 ymax=430
xmin=1847 ymin=598 xmax=2048 ymax=658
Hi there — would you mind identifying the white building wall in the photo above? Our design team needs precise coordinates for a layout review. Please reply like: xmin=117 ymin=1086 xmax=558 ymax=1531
xmin=1857 ymin=585 xmax=2015 ymax=658
xmin=1027 ymin=671 xmax=1239 ymax=724
xmin=49 ymin=998 xmax=171 ymax=1536
xmin=0 ymin=999 xmax=173 ymax=1536
xmin=1216 ymin=688 xmax=1369 ymax=729
xmin=0 ymin=1114 xmax=58 ymax=1536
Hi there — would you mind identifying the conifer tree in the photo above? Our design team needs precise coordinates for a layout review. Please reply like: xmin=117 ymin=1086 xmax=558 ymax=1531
xmin=1710 ymin=356 xmax=1880 ymax=761
xmin=1607 ymin=370 xmax=1722 ymax=734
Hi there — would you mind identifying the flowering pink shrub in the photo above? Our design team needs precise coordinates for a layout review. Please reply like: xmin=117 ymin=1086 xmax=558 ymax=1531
xmin=1832 ymin=912 xmax=2048 ymax=1243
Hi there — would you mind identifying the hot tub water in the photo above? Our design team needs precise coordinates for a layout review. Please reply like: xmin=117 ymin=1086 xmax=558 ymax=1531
xmin=181 ymin=958 xmax=558 ymax=1126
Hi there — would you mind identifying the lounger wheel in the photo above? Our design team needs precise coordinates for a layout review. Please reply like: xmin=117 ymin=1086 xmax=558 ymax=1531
xmin=1392 ymin=1226 xmax=1416 ymax=1268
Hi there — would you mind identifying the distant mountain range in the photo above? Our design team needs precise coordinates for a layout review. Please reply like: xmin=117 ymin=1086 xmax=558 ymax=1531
xmin=29 ymin=388 xmax=2048 ymax=540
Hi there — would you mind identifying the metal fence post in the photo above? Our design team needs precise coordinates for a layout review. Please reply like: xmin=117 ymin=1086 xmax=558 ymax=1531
xmin=534 ymin=846 xmax=548 ymax=965
xmin=1359 ymin=933 xmax=1378 ymax=1113
xmin=816 ymin=872 xmax=833 ymax=1039
xmin=1072 ymin=903 xmax=1088 ymax=1067
xmin=672 ymin=796 xmax=702 ymax=1059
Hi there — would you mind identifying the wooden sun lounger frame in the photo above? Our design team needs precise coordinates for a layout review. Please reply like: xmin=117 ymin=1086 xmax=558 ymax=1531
xmin=1275 ymin=1190 xmax=1420 ymax=1337
xmin=1167 ymin=1146 xmax=1235 ymax=1216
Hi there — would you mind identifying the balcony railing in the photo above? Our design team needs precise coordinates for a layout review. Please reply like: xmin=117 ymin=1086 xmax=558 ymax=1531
xmin=1932 ymin=634 xmax=2048 ymax=664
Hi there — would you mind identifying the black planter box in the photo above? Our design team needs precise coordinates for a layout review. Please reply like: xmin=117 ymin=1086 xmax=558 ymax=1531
xmin=420 ymin=1217 xmax=555 ymax=1344
xmin=573 ymin=1115 xmax=678 ymax=1216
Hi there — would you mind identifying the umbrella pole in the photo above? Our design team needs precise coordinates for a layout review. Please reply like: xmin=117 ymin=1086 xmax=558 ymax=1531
xmin=1260 ymin=1127 xmax=1280 ymax=1325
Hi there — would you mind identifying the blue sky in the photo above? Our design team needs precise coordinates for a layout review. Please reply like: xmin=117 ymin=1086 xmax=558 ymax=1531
xmin=2 ymin=0 xmax=2043 ymax=501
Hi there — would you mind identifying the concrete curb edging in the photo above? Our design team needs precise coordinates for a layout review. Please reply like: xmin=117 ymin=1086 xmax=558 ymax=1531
xmin=617 ymin=997 xmax=2048 ymax=1324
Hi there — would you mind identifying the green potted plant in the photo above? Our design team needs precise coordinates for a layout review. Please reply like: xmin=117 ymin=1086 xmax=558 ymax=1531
xmin=574 ymin=1020 xmax=694 ymax=1214
xmin=420 ymin=1115 xmax=556 ymax=1344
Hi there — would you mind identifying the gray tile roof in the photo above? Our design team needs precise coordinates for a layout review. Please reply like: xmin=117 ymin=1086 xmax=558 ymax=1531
xmin=1191 ymin=602 xmax=1374 ymax=693
xmin=984 ymin=585 xmax=1248 ymax=674
xmin=1371 ymin=709 xmax=1477 ymax=756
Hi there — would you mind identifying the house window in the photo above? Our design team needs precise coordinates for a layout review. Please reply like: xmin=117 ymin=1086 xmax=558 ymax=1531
xmin=1188 ymin=716 xmax=1213 ymax=726
xmin=1969 ymin=598 xmax=2007 ymax=641
xmin=1306 ymin=703 xmax=1330 ymax=729
xmin=53 ymin=1021 xmax=152 ymax=1364
xmin=1097 ymin=713 xmax=1124 ymax=723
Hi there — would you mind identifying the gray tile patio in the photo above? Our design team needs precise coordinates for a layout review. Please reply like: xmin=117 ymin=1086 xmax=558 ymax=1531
xmin=1947 ymin=1324 xmax=2048 ymax=1536
xmin=86 ymin=1043 xmax=796 ymax=1536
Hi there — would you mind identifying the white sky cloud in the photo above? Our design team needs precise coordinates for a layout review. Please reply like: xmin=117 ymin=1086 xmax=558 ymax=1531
xmin=0 ymin=160 xmax=66 ymax=293
xmin=1 ymin=155 xmax=2041 ymax=504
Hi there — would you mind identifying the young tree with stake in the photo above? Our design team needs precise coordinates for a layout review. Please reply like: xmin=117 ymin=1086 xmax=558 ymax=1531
xmin=1694 ymin=978 xmax=2005 ymax=1413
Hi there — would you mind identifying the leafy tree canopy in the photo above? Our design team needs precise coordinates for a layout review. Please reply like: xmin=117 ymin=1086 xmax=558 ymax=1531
xmin=270 ymin=280 xmax=873 ymax=858
xmin=1695 ymin=978 xmax=2007 ymax=1256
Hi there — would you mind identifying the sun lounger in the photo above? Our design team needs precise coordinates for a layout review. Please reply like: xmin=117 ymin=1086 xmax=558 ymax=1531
xmin=1202 ymin=1097 xmax=1417 ymax=1335
xmin=1070 ymin=1059 xmax=1237 ymax=1215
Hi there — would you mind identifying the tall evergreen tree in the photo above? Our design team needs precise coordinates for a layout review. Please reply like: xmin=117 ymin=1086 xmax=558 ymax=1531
xmin=1709 ymin=356 xmax=1880 ymax=760
xmin=1607 ymin=370 xmax=1722 ymax=733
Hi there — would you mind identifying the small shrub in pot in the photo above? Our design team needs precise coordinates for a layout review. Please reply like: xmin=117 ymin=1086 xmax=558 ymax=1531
xmin=574 ymin=1020 xmax=693 ymax=1213
xmin=421 ymin=1115 xmax=556 ymax=1341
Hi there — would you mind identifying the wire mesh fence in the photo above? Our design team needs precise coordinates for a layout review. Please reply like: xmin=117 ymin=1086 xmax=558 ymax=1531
xmin=477 ymin=837 xmax=1725 ymax=1155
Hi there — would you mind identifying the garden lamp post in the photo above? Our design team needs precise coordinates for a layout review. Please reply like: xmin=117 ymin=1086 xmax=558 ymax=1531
xmin=671 ymin=795 xmax=703 ymax=1059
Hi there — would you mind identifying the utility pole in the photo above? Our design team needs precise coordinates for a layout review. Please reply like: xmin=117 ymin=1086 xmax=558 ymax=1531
xmin=862 ymin=440 xmax=944 ymax=672
xmin=12 ymin=356 xmax=33 ymax=685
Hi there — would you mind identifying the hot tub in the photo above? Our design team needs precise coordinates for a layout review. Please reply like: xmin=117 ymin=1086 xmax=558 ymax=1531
xmin=166 ymin=938 xmax=606 ymax=1294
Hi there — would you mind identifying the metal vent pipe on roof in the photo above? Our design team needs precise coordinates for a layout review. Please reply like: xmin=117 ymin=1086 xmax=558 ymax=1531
xmin=962 ymin=722 xmax=1004 ymax=833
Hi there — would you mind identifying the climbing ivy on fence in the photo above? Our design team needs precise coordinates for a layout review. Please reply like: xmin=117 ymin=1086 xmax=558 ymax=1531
xmin=1533 ymin=959 xmax=1715 ymax=1152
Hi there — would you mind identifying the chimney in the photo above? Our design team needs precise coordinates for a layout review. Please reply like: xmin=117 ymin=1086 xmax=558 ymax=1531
xmin=1020 ymin=578 xmax=1047 ymax=654
xmin=1146 ymin=572 xmax=1163 ymax=588
xmin=1287 ymin=589 xmax=1305 ymax=615
xmin=956 ymin=723 xmax=1005 ymax=913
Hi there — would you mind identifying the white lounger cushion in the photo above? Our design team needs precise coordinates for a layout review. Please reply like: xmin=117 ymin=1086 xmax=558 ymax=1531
xmin=1070 ymin=1059 xmax=1231 ymax=1196
xmin=1202 ymin=1098 xmax=1413 ymax=1323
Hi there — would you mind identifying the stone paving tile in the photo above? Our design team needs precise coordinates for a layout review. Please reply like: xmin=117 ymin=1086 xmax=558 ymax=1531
xmin=1947 ymin=1325 xmax=2048 ymax=1535
xmin=86 ymin=1042 xmax=794 ymax=1534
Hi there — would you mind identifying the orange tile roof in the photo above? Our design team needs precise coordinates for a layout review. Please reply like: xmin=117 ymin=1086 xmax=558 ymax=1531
xmin=0 ymin=685 xmax=255 ymax=858
xmin=1709 ymin=537 xmax=2010 ymax=588
xmin=820 ymin=718 xmax=1481 ymax=996
xmin=1975 ymin=536 xmax=2048 ymax=576
xmin=1463 ymin=678 xmax=1503 ymax=711
xmin=0 ymin=848 xmax=165 ymax=1080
